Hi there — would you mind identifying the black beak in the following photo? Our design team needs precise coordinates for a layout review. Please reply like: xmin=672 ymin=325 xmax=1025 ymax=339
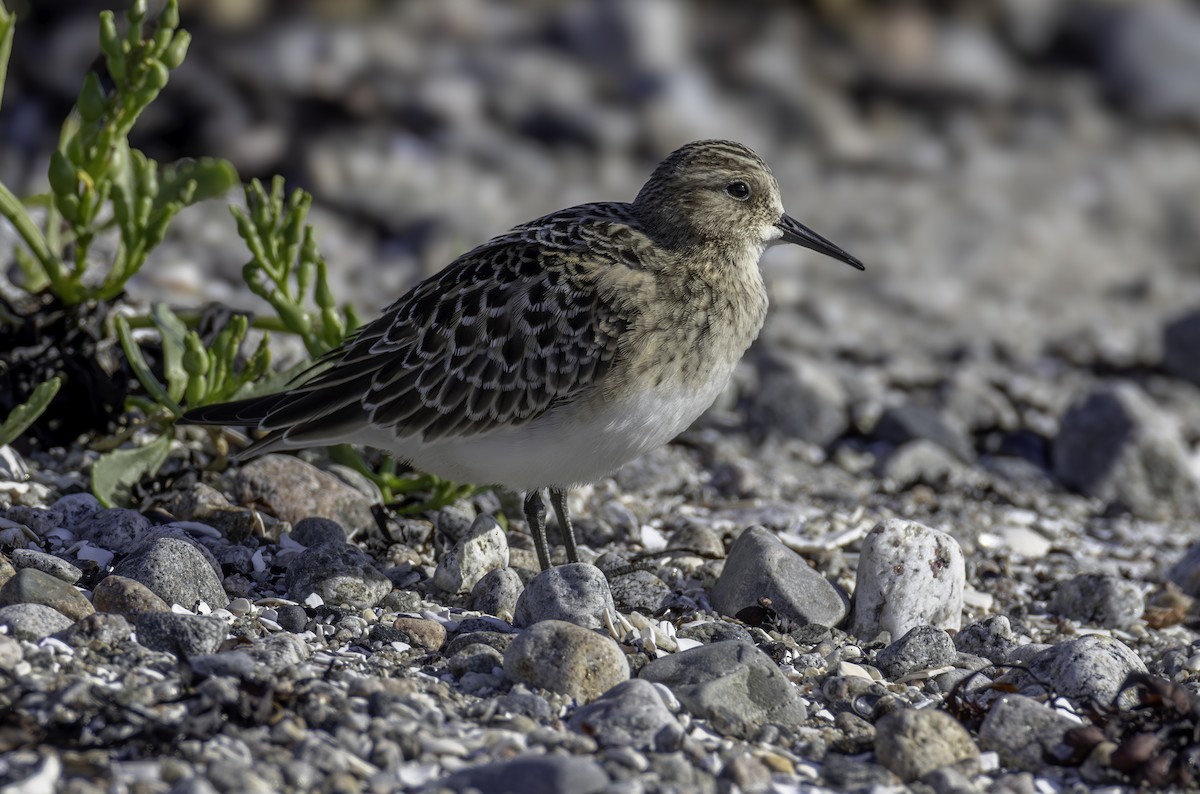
xmin=776 ymin=213 xmax=865 ymax=271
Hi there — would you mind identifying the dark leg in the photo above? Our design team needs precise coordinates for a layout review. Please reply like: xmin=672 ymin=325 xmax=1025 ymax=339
xmin=524 ymin=490 xmax=551 ymax=571
xmin=549 ymin=487 xmax=579 ymax=563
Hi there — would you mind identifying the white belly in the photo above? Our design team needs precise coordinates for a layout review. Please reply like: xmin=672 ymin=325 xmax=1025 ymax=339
xmin=357 ymin=377 xmax=728 ymax=491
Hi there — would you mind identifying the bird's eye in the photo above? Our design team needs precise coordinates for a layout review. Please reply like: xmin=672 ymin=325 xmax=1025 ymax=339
xmin=725 ymin=180 xmax=751 ymax=200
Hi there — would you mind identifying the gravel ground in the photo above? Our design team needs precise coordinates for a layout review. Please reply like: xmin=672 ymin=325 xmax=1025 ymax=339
xmin=3 ymin=1 xmax=1200 ymax=792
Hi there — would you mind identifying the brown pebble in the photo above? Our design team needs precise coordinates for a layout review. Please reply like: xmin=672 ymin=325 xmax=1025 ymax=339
xmin=392 ymin=617 xmax=447 ymax=651
xmin=92 ymin=575 xmax=171 ymax=620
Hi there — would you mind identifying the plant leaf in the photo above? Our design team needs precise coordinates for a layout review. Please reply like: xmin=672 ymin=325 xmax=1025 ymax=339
xmin=151 ymin=303 xmax=189 ymax=403
xmin=0 ymin=376 xmax=62 ymax=446
xmin=91 ymin=432 xmax=171 ymax=507
xmin=115 ymin=314 xmax=182 ymax=416
xmin=156 ymin=157 xmax=238 ymax=215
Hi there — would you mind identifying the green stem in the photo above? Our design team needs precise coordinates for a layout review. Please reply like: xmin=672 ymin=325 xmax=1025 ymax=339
xmin=0 ymin=180 xmax=74 ymax=300
xmin=0 ymin=2 xmax=13 ymax=114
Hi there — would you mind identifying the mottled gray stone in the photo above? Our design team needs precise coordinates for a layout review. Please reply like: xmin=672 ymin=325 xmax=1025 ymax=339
xmin=1048 ymin=573 xmax=1145 ymax=630
xmin=711 ymin=525 xmax=849 ymax=628
xmin=513 ymin=563 xmax=615 ymax=629
xmin=0 ymin=603 xmax=73 ymax=640
xmin=59 ymin=612 xmax=133 ymax=647
xmin=1053 ymin=382 xmax=1200 ymax=519
xmin=852 ymin=519 xmax=965 ymax=640
xmin=954 ymin=616 xmax=1018 ymax=664
xmin=284 ymin=543 xmax=391 ymax=608
xmin=78 ymin=508 xmax=153 ymax=553
xmin=569 ymin=678 xmax=684 ymax=751
xmin=875 ymin=708 xmax=979 ymax=781
xmin=979 ymin=695 xmax=1077 ymax=772
xmin=137 ymin=612 xmax=227 ymax=657
xmin=470 ymin=567 xmax=523 ymax=620
xmin=10 ymin=549 xmax=82 ymax=583
xmin=875 ymin=626 xmax=956 ymax=679
xmin=639 ymin=640 xmax=807 ymax=738
xmin=49 ymin=493 xmax=102 ymax=529
xmin=608 ymin=569 xmax=672 ymax=614
xmin=111 ymin=537 xmax=230 ymax=610
xmin=1005 ymin=635 xmax=1147 ymax=710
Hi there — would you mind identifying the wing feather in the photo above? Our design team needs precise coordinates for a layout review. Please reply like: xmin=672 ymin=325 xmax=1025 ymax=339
xmin=178 ymin=203 xmax=643 ymax=449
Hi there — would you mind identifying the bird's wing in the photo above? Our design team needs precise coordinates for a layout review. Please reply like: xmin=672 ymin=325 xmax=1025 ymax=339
xmin=180 ymin=204 xmax=645 ymax=450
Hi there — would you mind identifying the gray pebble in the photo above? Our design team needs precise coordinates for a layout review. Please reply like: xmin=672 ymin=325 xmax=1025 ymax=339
xmin=2 ymin=505 xmax=64 ymax=537
xmin=49 ymin=493 xmax=102 ymax=529
xmin=290 ymin=517 xmax=347 ymax=548
xmin=871 ymin=402 xmax=975 ymax=462
xmin=608 ymin=569 xmax=672 ymax=614
xmin=852 ymin=519 xmax=964 ymax=640
xmin=1047 ymin=573 xmax=1144 ymax=630
xmin=444 ymin=630 xmax=516 ymax=658
xmin=0 ymin=633 xmax=22 ymax=671
xmin=58 ymin=612 xmax=132 ymax=647
xmin=676 ymin=621 xmax=753 ymax=646
xmin=503 ymin=619 xmax=629 ymax=703
xmin=0 ymin=567 xmax=93 ymax=620
xmin=639 ymin=640 xmax=807 ymax=739
xmin=978 ymin=694 xmax=1077 ymax=772
xmin=954 ymin=616 xmax=1018 ymax=664
xmin=79 ymin=508 xmax=153 ymax=554
xmin=0 ymin=603 xmax=74 ymax=640
xmin=568 ymin=678 xmax=683 ymax=751
xmin=874 ymin=708 xmax=979 ymax=782
xmin=513 ymin=563 xmax=615 ymax=629
xmin=137 ymin=612 xmax=227 ymax=657
xmin=435 ymin=753 xmax=609 ymax=794
xmin=1053 ymin=382 xmax=1200 ymax=519
xmin=470 ymin=567 xmax=523 ymax=620
xmin=1010 ymin=635 xmax=1147 ymax=710
xmin=274 ymin=604 xmax=308 ymax=633
xmin=111 ymin=536 xmax=230 ymax=610
xmin=11 ymin=549 xmax=82 ymax=584
xmin=666 ymin=524 xmax=724 ymax=558
xmin=710 ymin=525 xmax=849 ymax=628
xmin=448 ymin=643 xmax=504 ymax=676
xmin=746 ymin=353 xmax=849 ymax=446
xmin=1164 ymin=307 xmax=1200 ymax=385
xmin=433 ymin=513 xmax=509 ymax=595
xmin=284 ymin=542 xmax=391 ymax=608
xmin=875 ymin=626 xmax=956 ymax=679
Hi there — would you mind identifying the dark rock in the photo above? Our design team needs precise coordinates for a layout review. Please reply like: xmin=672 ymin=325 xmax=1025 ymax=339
xmin=710 ymin=525 xmax=849 ymax=628
xmin=136 ymin=612 xmax=226 ymax=657
xmin=875 ymin=626 xmax=956 ymax=679
xmin=284 ymin=543 xmax=391 ymax=608
xmin=1053 ymin=382 xmax=1200 ymax=519
xmin=568 ymin=678 xmax=684 ymax=751
xmin=0 ymin=567 xmax=93 ymax=620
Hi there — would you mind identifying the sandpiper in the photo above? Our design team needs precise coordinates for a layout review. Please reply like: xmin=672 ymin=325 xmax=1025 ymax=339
xmin=181 ymin=140 xmax=864 ymax=569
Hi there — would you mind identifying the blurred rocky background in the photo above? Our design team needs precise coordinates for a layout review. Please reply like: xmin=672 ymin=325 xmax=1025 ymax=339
xmin=2 ymin=0 xmax=1199 ymax=519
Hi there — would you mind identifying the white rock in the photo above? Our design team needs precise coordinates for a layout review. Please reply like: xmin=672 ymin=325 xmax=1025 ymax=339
xmin=852 ymin=519 xmax=965 ymax=640
xmin=433 ymin=514 xmax=509 ymax=595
